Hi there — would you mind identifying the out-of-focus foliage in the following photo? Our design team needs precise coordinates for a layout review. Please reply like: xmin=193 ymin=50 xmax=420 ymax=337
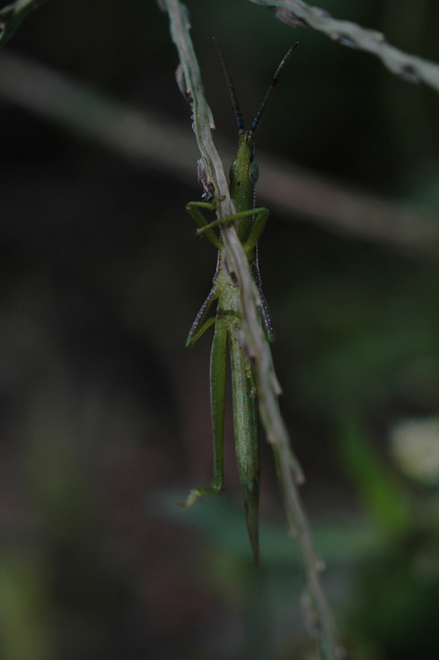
xmin=0 ymin=1 xmax=439 ymax=659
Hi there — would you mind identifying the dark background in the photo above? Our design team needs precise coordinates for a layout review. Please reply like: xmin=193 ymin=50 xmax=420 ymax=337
xmin=1 ymin=1 xmax=439 ymax=659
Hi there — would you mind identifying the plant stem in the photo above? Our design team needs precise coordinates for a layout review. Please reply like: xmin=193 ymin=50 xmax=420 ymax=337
xmin=250 ymin=0 xmax=439 ymax=93
xmin=159 ymin=1 xmax=345 ymax=657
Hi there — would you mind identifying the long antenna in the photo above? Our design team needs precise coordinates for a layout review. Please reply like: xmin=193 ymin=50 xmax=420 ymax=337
xmin=213 ymin=37 xmax=244 ymax=133
xmin=251 ymin=42 xmax=298 ymax=134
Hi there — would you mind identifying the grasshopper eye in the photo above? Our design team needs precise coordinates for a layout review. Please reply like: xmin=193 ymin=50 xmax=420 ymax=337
xmin=249 ymin=161 xmax=259 ymax=185
xmin=229 ymin=159 xmax=237 ymax=183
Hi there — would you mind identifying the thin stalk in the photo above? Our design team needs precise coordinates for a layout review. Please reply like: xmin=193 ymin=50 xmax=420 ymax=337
xmin=250 ymin=0 xmax=439 ymax=93
xmin=158 ymin=1 xmax=345 ymax=657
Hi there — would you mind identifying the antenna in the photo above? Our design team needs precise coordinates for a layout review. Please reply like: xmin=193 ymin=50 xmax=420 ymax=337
xmin=251 ymin=42 xmax=298 ymax=134
xmin=213 ymin=38 xmax=244 ymax=133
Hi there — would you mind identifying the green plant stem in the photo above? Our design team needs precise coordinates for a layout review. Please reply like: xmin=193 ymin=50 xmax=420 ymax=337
xmin=159 ymin=1 xmax=344 ymax=657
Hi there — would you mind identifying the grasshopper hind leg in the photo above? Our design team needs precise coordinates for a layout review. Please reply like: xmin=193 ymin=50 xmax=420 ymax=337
xmin=182 ymin=317 xmax=227 ymax=508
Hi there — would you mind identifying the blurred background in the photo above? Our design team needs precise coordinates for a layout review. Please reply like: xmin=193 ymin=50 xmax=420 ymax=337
xmin=1 ymin=0 xmax=439 ymax=658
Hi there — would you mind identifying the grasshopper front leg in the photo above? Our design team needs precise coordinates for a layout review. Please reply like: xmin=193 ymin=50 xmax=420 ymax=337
xmin=186 ymin=200 xmax=222 ymax=250
xmin=195 ymin=205 xmax=269 ymax=246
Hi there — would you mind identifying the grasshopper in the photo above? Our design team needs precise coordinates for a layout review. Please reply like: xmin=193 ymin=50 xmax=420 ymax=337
xmin=183 ymin=40 xmax=297 ymax=565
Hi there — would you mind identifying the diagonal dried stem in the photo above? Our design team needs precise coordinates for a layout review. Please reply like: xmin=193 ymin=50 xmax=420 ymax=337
xmin=250 ymin=0 xmax=439 ymax=92
xmin=159 ymin=1 xmax=345 ymax=657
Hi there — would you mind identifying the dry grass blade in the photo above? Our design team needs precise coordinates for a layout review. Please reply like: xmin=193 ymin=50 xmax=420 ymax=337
xmin=160 ymin=1 xmax=345 ymax=657
xmin=251 ymin=0 xmax=439 ymax=92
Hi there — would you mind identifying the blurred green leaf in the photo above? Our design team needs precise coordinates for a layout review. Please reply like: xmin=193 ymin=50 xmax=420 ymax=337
xmin=161 ymin=492 xmax=389 ymax=564
xmin=0 ymin=553 xmax=50 ymax=660
xmin=338 ymin=415 xmax=412 ymax=537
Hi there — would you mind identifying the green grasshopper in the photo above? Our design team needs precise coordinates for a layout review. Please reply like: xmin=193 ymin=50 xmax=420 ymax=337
xmin=183 ymin=40 xmax=297 ymax=565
